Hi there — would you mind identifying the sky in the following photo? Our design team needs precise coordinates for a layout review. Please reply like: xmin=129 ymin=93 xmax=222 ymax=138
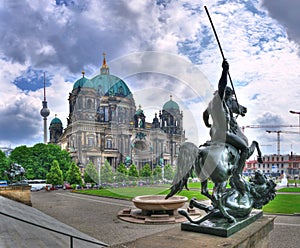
xmin=1 ymin=0 xmax=300 ymax=157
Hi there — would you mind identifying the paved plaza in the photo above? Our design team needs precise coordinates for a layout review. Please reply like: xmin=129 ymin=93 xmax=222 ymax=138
xmin=1 ymin=190 xmax=300 ymax=247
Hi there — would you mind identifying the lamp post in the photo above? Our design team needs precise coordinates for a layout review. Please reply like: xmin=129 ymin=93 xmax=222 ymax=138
xmin=289 ymin=110 xmax=300 ymax=133
xmin=289 ymin=110 xmax=300 ymax=179
xmin=97 ymin=157 xmax=101 ymax=187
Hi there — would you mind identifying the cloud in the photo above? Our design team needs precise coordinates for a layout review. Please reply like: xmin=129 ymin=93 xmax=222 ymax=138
xmin=262 ymin=0 xmax=300 ymax=45
xmin=1 ymin=0 xmax=300 ymax=156
xmin=0 ymin=95 xmax=42 ymax=145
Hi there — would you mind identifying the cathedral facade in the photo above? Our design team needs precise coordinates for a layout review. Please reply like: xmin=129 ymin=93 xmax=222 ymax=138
xmin=49 ymin=54 xmax=186 ymax=171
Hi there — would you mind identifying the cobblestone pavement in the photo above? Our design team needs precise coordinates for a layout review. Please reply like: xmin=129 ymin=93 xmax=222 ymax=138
xmin=31 ymin=190 xmax=300 ymax=248
xmin=31 ymin=190 xmax=179 ymax=246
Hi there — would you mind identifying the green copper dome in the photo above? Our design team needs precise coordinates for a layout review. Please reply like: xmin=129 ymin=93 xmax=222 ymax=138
xmin=72 ymin=54 xmax=132 ymax=98
xmin=163 ymin=96 xmax=179 ymax=111
xmin=73 ymin=77 xmax=93 ymax=89
xmin=50 ymin=117 xmax=62 ymax=125
xmin=91 ymin=74 xmax=132 ymax=98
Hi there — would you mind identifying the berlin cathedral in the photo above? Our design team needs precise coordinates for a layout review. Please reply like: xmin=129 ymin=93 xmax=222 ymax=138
xmin=49 ymin=54 xmax=186 ymax=171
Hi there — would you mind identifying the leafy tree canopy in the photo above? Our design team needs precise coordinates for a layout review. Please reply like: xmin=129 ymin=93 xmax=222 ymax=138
xmin=84 ymin=161 xmax=99 ymax=184
xmin=164 ymin=164 xmax=174 ymax=180
xmin=153 ymin=166 xmax=162 ymax=180
xmin=66 ymin=162 xmax=82 ymax=185
xmin=140 ymin=163 xmax=152 ymax=178
xmin=0 ymin=150 xmax=10 ymax=180
xmin=9 ymin=143 xmax=72 ymax=179
xmin=128 ymin=164 xmax=139 ymax=178
xmin=115 ymin=163 xmax=128 ymax=182
xmin=46 ymin=160 xmax=64 ymax=185
xmin=101 ymin=160 xmax=114 ymax=183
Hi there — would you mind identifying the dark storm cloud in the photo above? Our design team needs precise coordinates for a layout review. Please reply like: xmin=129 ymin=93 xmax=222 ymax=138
xmin=0 ymin=1 xmax=158 ymax=73
xmin=0 ymin=99 xmax=41 ymax=142
xmin=255 ymin=112 xmax=285 ymax=127
xmin=262 ymin=0 xmax=300 ymax=44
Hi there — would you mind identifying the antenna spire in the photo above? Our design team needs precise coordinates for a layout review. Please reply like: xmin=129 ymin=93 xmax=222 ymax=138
xmin=43 ymin=72 xmax=46 ymax=101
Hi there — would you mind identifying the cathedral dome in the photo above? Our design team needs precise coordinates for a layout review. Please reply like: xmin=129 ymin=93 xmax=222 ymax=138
xmin=73 ymin=73 xmax=93 ymax=89
xmin=50 ymin=116 xmax=62 ymax=125
xmin=91 ymin=74 xmax=132 ymax=98
xmin=163 ymin=95 xmax=179 ymax=111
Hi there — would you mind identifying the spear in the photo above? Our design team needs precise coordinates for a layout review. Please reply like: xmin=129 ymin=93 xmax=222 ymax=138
xmin=204 ymin=6 xmax=239 ymax=105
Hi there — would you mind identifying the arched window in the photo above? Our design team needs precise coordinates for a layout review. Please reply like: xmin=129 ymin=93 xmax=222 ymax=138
xmin=106 ymin=136 xmax=113 ymax=149
xmin=87 ymin=99 xmax=93 ymax=109
xmin=87 ymin=135 xmax=94 ymax=147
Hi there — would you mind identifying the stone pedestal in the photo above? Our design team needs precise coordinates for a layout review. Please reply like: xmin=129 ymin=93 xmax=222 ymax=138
xmin=181 ymin=210 xmax=263 ymax=237
xmin=0 ymin=185 xmax=32 ymax=206
xmin=112 ymin=215 xmax=275 ymax=248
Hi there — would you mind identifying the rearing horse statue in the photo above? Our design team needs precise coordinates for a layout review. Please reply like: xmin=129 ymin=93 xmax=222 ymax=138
xmin=165 ymin=140 xmax=262 ymax=223
xmin=166 ymin=60 xmax=265 ymax=223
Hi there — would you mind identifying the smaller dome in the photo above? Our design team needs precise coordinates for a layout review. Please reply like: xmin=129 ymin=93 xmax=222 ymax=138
xmin=163 ymin=95 xmax=179 ymax=111
xmin=50 ymin=117 xmax=62 ymax=125
xmin=73 ymin=77 xmax=93 ymax=89
xmin=82 ymin=79 xmax=94 ymax=88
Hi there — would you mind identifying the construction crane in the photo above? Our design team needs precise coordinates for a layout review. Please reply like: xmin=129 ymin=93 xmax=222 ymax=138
xmin=265 ymin=130 xmax=299 ymax=155
xmin=241 ymin=125 xmax=300 ymax=132
xmin=241 ymin=124 xmax=300 ymax=155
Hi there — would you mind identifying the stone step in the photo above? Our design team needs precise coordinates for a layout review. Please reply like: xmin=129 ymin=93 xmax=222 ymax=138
xmin=150 ymin=214 xmax=170 ymax=220
xmin=0 ymin=196 xmax=107 ymax=247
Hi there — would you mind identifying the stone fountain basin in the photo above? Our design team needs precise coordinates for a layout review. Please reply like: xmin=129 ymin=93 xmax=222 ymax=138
xmin=132 ymin=195 xmax=188 ymax=211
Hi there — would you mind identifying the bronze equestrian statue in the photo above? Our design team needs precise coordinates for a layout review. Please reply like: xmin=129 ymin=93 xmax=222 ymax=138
xmin=166 ymin=60 xmax=275 ymax=224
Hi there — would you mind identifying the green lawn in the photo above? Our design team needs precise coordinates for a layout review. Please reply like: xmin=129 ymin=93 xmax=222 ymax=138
xmin=76 ymin=186 xmax=207 ymax=201
xmin=263 ymin=194 xmax=300 ymax=214
xmin=76 ymin=186 xmax=300 ymax=214
xmin=186 ymin=181 xmax=214 ymax=189
xmin=77 ymin=187 xmax=169 ymax=199
xmin=277 ymin=187 xmax=300 ymax=193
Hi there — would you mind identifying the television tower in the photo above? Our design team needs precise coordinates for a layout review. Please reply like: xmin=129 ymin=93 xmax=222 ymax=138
xmin=40 ymin=72 xmax=50 ymax=144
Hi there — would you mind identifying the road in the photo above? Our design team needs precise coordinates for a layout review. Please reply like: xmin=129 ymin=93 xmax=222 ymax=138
xmin=269 ymin=215 xmax=300 ymax=248
xmin=31 ymin=190 xmax=300 ymax=248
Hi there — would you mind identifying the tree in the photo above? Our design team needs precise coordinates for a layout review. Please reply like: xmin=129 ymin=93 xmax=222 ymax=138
xmin=153 ymin=166 xmax=162 ymax=180
xmin=100 ymin=160 xmax=114 ymax=183
xmin=140 ymin=163 xmax=152 ymax=178
xmin=9 ymin=143 xmax=72 ymax=179
xmin=66 ymin=162 xmax=82 ymax=185
xmin=0 ymin=150 xmax=10 ymax=180
xmin=84 ymin=161 xmax=99 ymax=184
xmin=115 ymin=163 xmax=127 ymax=182
xmin=128 ymin=164 xmax=139 ymax=179
xmin=46 ymin=160 xmax=64 ymax=186
xmin=164 ymin=164 xmax=174 ymax=180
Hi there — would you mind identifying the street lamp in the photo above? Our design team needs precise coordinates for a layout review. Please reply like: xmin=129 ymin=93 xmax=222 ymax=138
xmin=289 ymin=110 xmax=300 ymax=133
xmin=97 ymin=157 xmax=101 ymax=186
xmin=289 ymin=110 xmax=300 ymax=179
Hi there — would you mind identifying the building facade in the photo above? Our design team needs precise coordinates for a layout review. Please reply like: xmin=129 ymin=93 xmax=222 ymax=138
xmin=49 ymin=54 xmax=186 ymax=171
xmin=245 ymin=153 xmax=300 ymax=178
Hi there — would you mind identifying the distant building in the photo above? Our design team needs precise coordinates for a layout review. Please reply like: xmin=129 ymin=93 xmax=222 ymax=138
xmin=49 ymin=54 xmax=186 ymax=171
xmin=245 ymin=153 xmax=300 ymax=178
xmin=0 ymin=146 xmax=13 ymax=156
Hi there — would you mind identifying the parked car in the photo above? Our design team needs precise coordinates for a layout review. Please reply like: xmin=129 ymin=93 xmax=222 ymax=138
xmin=45 ymin=184 xmax=58 ymax=191
xmin=30 ymin=184 xmax=43 ymax=192
xmin=63 ymin=183 xmax=72 ymax=190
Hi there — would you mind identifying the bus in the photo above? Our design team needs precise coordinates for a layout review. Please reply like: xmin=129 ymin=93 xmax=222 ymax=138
xmin=0 ymin=180 xmax=8 ymax=187
xmin=27 ymin=179 xmax=46 ymax=191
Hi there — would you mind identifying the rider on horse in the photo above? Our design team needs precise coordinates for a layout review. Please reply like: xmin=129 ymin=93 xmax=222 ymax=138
xmin=203 ymin=60 xmax=253 ymax=194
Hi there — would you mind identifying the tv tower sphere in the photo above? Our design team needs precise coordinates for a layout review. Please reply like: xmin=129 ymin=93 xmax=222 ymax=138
xmin=40 ymin=102 xmax=50 ymax=117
